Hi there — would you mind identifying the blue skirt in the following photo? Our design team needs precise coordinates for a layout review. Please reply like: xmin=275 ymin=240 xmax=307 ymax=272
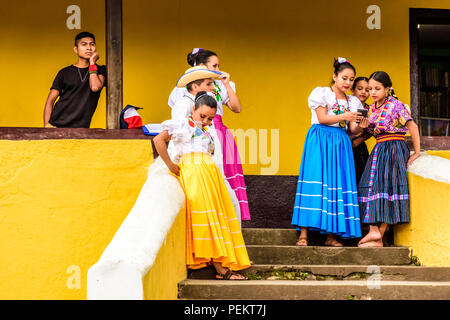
xmin=291 ymin=124 xmax=361 ymax=239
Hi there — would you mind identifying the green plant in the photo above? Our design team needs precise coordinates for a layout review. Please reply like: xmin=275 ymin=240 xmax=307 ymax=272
xmin=411 ymin=255 xmax=421 ymax=266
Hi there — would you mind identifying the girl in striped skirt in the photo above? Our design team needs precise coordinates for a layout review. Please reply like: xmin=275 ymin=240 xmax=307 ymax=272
xmin=357 ymin=71 xmax=421 ymax=247
xmin=154 ymin=91 xmax=250 ymax=279
xmin=291 ymin=58 xmax=368 ymax=246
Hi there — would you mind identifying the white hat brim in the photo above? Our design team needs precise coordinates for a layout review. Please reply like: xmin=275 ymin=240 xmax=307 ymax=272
xmin=176 ymin=69 xmax=221 ymax=88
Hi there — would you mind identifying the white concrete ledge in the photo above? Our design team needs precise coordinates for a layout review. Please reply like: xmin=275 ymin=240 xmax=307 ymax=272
xmin=407 ymin=152 xmax=450 ymax=184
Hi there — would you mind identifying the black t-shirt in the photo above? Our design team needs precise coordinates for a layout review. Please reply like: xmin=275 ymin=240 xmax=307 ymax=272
xmin=49 ymin=65 xmax=107 ymax=128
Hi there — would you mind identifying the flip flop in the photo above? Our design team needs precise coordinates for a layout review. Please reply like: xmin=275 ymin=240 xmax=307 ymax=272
xmin=216 ymin=270 xmax=248 ymax=280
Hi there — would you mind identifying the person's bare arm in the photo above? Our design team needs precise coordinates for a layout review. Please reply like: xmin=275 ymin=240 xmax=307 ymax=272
xmin=153 ymin=130 xmax=180 ymax=175
xmin=219 ymin=71 xmax=241 ymax=113
xmin=351 ymin=132 xmax=371 ymax=147
xmin=406 ymin=120 xmax=421 ymax=167
xmin=315 ymin=106 xmax=361 ymax=125
xmin=89 ymin=51 xmax=105 ymax=92
xmin=43 ymin=89 xmax=60 ymax=127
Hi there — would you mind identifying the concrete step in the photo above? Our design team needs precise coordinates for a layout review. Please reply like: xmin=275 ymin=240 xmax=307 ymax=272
xmin=242 ymin=228 xmax=299 ymax=245
xmin=246 ymin=245 xmax=411 ymax=265
xmin=188 ymin=264 xmax=450 ymax=281
xmin=178 ymin=279 xmax=450 ymax=300
xmin=244 ymin=264 xmax=450 ymax=281
xmin=242 ymin=227 xmax=390 ymax=247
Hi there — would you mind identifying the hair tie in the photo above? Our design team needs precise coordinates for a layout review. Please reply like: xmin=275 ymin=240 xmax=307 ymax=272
xmin=337 ymin=57 xmax=350 ymax=64
xmin=192 ymin=48 xmax=203 ymax=55
xmin=195 ymin=91 xmax=207 ymax=102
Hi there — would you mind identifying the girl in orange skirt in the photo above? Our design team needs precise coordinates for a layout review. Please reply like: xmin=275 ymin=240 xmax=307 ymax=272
xmin=153 ymin=91 xmax=250 ymax=280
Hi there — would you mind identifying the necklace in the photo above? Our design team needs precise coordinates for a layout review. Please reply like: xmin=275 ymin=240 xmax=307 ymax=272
xmin=373 ymin=97 xmax=390 ymax=133
xmin=375 ymin=98 xmax=387 ymax=109
xmin=77 ymin=67 xmax=89 ymax=82
xmin=330 ymin=88 xmax=350 ymax=128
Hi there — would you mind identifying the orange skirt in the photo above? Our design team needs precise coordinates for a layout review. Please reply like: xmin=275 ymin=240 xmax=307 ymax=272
xmin=178 ymin=153 xmax=251 ymax=271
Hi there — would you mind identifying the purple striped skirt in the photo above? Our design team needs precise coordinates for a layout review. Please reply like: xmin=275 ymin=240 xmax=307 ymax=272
xmin=358 ymin=134 xmax=410 ymax=225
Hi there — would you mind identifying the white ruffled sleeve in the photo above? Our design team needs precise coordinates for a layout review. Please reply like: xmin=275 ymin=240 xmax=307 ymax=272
xmin=222 ymin=81 xmax=236 ymax=105
xmin=161 ymin=118 xmax=194 ymax=143
xmin=168 ymin=87 xmax=187 ymax=108
xmin=348 ymin=95 xmax=363 ymax=112
xmin=308 ymin=87 xmax=330 ymax=110
xmin=171 ymin=98 xmax=192 ymax=121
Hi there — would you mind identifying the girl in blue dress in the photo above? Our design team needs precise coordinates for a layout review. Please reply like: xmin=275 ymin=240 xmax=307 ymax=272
xmin=292 ymin=58 xmax=368 ymax=246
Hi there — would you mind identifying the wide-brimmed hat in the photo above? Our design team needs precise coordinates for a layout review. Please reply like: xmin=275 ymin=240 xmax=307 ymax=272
xmin=176 ymin=66 xmax=221 ymax=88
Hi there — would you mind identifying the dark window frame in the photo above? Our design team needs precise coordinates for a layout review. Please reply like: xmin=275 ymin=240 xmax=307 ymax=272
xmin=409 ymin=8 xmax=450 ymax=135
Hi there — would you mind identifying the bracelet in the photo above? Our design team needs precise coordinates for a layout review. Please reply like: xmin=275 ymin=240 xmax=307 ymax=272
xmin=89 ymin=64 xmax=98 ymax=72
xmin=89 ymin=70 xmax=98 ymax=74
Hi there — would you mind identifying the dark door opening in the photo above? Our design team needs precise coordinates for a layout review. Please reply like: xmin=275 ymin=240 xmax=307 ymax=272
xmin=410 ymin=8 xmax=450 ymax=136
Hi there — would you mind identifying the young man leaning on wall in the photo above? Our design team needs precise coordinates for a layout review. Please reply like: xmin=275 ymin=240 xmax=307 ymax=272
xmin=43 ymin=31 xmax=106 ymax=128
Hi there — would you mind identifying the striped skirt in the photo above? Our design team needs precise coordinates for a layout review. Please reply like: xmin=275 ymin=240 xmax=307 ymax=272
xmin=178 ymin=152 xmax=251 ymax=271
xmin=291 ymin=124 xmax=361 ymax=239
xmin=358 ymin=133 xmax=410 ymax=225
xmin=213 ymin=115 xmax=251 ymax=221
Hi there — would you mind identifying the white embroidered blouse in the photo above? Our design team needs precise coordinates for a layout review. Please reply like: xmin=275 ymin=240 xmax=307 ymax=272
xmin=308 ymin=87 xmax=362 ymax=128
xmin=161 ymin=118 xmax=214 ymax=161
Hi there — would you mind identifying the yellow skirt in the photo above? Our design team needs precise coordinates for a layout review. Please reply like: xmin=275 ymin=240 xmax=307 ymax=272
xmin=178 ymin=153 xmax=251 ymax=271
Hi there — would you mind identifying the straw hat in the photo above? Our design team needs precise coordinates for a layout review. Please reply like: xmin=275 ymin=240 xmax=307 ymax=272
xmin=176 ymin=66 xmax=221 ymax=88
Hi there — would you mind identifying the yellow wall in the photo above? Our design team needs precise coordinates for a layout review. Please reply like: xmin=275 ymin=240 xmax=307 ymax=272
xmin=426 ymin=150 xmax=450 ymax=160
xmin=0 ymin=0 xmax=106 ymax=129
xmin=0 ymin=139 xmax=185 ymax=299
xmin=3 ymin=0 xmax=450 ymax=174
xmin=395 ymin=171 xmax=450 ymax=266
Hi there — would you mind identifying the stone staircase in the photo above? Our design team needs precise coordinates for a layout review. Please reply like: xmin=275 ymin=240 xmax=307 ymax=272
xmin=178 ymin=228 xmax=450 ymax=300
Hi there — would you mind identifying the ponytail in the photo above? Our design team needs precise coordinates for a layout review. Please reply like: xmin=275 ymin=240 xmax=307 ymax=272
xmin=187 ymin=48 xmax=217 ymax=67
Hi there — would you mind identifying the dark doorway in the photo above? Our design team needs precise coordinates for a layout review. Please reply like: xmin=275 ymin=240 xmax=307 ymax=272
xmin=410 ymin=8 xmax=450 ymax=136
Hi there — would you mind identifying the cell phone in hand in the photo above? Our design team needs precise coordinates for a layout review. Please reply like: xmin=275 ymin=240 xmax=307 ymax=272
xmin=358 ymin=109 xmax=368 ymax=118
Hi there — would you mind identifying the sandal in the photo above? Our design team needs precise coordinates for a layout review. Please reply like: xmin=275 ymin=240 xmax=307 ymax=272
xmin=216 ymin=270 xmax=248 ymax=280
xmin=296 ymin=238 xmax=308 ymax=246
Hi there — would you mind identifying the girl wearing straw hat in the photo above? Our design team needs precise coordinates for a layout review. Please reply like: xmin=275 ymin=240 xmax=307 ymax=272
xmin=170 ymin=65 xmax=243 ymax=225
xmin=168 ymin=49 xmax=251 ymax=223
xmin=291 ymin=58 xmax=368 ymax=247
xmin=154 ymin=91 xmax=250 ymax=279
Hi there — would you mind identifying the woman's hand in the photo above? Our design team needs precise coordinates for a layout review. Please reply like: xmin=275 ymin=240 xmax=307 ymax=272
xmin=169 ymin=162 xmax=181 ymax=176
xmin=407 ymin=152 xmax=420 ymax=168
xmin=358 ymin=117 xmax=369 ymax=129
xmin=218 ymin=71 xmax=230 ymax=85
xmin=341 ymin=111 xmax=361 ymax=122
